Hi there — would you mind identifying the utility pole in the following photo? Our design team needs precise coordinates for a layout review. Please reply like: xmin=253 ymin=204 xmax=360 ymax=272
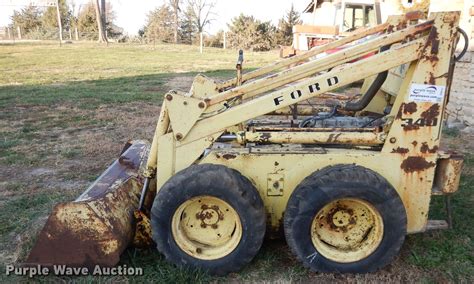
xmin=56 ymin=0 xmax=63 ymax=46
xmin=223 ymin=30 xmax=226 ymax=49
xmin=200 ymin=32 xmax=203 ymax=54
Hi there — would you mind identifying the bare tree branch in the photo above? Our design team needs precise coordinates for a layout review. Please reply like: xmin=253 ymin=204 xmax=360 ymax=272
xmin=186 ymin=0 xmax=216 ymax=33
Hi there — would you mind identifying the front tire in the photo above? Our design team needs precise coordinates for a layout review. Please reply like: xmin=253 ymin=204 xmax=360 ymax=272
xmin=151 ymin=164 xmax=266 ymax=275
xmin=284 ymin=165 xmax=407 ymax=273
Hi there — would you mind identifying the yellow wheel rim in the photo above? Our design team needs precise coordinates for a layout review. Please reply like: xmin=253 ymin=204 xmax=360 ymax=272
xmin=311 ymin=198 xmax=384 ymax=263
xmin=171 ymin=196 xmax=242 ymax=260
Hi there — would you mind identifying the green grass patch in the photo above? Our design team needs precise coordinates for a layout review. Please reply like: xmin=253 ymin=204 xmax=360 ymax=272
xmin=0 ymin=150 xmax=29 ymax=165
xmin=407 ymin=154 xmax=474 ymax=282
xmin=0 ymin=192 xmax=65 ymax=241
xmin=60 ymin=148 xmax=81 ymax=159
xmin=0 ymin=138 xmax=19 ymax=150
xmin=442 ymin=127 xmax=461 ymax=138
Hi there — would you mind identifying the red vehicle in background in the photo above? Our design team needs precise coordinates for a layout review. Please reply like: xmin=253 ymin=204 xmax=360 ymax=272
xmin=281 ymin=0 xmax=382 ymax=58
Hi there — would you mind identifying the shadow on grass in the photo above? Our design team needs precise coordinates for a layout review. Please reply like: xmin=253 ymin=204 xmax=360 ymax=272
xmin=0 ymin=69 xmax=237 ymax=109
xmin=0 ymin=69 xmax=236 ymax=166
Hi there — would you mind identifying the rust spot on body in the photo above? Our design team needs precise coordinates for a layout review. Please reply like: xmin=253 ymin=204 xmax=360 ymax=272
xmin=396 ymin=22 xmax=407 ymax=30
xmin=396 ymin=105 xmax=403 ymax=119
xmin=222 ymin=153 xmax=237 ymax=160
xmin=420 ymin=142 xmax=439 ymax=154
xmin=259 ymin=132 xmax=272 ymax=143
xmin=327 ymin=133 xmax=342 ymax=143
xmin=401 ymin=157 xmax=436 ymax=173
xmin=426 ymin=73 xmax=449 ymax=85
xmin=397 ymin=102 xmax=418 ymax=119
xmin=425 ymin=26 xmax=440 ymax=61
xmin=421 ymin=104 xmax=440 ymax=125
xmin=405 ymin=11 xmax=425 ymax=21
xmin=403 ymin=102 xmax=418 ymax=114
xmin=427 ymin=73 xmax=437 ymax=85
xmin=404 ymin=124 xmax=420 ymax=131
xmin=392 ymin=147 xmax=410 ymax=154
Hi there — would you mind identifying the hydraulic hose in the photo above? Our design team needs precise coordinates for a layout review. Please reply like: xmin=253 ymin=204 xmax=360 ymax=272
xmin=340 ymin=45 xmax=391 ymax=112
xmin=455 ymin=28 xmax=469 ymax=62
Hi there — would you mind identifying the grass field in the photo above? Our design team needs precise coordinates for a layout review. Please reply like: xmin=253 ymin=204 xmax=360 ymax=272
xmin=0 ymin=41 xmax=473 ymax=283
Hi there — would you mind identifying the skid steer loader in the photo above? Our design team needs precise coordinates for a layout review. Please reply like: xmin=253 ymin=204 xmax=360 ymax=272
xmin=27 ymin=11 xmax=467 ymax=275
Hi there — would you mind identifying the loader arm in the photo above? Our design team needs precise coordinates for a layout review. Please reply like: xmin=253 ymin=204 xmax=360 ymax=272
xmin=216 ymin=11 xmax=426 ymax=90
xmin=150 ymin=12 xmax=459 ymax=189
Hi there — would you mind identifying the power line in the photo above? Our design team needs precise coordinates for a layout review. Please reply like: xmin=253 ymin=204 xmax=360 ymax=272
xmin=0 ymin=0 xmax=56 ymax=7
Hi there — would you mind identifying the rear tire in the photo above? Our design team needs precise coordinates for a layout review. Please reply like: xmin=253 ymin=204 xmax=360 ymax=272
xmin=284 ymin=165 xmax=407 ymax=273
xmin=151 ymin=164 xmax=266 ymax=275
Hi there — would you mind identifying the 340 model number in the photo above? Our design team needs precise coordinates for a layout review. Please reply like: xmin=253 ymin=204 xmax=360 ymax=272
xmin=401 ymin=118 xmax=438 ymax=128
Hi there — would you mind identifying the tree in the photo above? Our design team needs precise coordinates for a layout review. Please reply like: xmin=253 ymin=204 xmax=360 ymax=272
xmin=41 ymin=0 xmax=69 ymax=30
xmin=276 ymin=4 xmax=302 ymax=46
xmin=186 ymin=0 xmax=215 ymax=33
xmin=38 ymin=0 xmax=70 ymax=40
xmin=94 ymin=0 xmax=107 ymax=43
xmin=179 ymin=5 xmax=197 ymax=44
xmin=77 ymin=3 xmax=98 ymax=39
xmin=227 ymin=14 xmax=277 ymax=51
xmin=169 ymin=0 xmax=180 ymax=43
xmin=143 ymin=4 xmax=175 ymax=44
xmin=10 ymin=5 xmax=42 ymax=35
xmin=70 ymin=2 xmax=79 ymax=39
xmin=205 ymin=30 xmax=224 ymax=48
xmin=77 ymin=2 xmax=119 ymax=40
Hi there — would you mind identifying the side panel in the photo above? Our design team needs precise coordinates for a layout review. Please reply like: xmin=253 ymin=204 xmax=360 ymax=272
xmin=201 ymin=149 xmax=435 ymax=235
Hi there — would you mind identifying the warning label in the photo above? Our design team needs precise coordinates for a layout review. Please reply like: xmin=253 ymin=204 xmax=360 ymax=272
xmin=409 ymin=84 xmax=445 ymax=103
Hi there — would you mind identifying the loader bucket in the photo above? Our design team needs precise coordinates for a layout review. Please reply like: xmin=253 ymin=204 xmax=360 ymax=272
xmin=26 ymin=140 xmax=151 ymax=268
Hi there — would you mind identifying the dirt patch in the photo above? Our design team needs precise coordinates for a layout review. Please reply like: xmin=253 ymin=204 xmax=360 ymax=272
xmin=164 ymin=76 xmax=195 ymax=92
xmin=30 ymin=168 xmax=56 ymax=177
xmin=441 ymin=132 xmax=474 ymax=153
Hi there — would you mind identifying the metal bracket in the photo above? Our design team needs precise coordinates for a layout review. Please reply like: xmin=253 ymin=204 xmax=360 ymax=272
xmin=166 ymin=93 xmax=206 ymax=140
xmin=267 ymin=173 xmax=284 ymax=196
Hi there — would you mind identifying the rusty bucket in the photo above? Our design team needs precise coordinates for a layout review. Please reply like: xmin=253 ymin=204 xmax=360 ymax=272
xmin=27 ymin=140 xmax=151 ymax=268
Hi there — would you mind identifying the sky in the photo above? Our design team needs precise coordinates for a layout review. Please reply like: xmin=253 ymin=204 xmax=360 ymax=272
xmin=0 ymin=0 xmax=313 ymax=35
